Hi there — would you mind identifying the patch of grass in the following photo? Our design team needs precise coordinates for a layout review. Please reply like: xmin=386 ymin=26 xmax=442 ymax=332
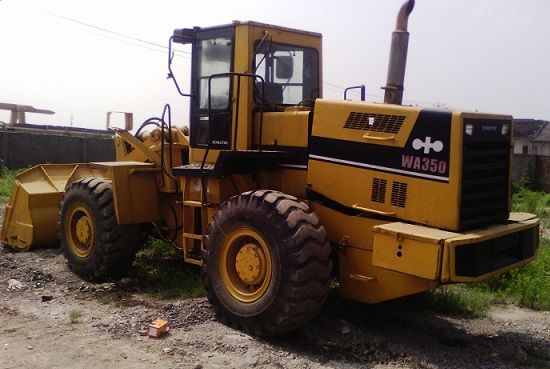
xmin=426 ymin=242 xmax=550 ymax=315
xmin=67 ymin=309 xmax=83 ymax=324
xmin=131 ymin=238 xmax=205 ymax=300
xmin=96 ymin=295 xmax=114 ymax=305
xmin=512 ymin=187 xmax=550 ymax=219
xmin=478 ymin=240 xmax=550 ymax=310
xmin=424 ymin=285 xmax=495 ymax=318
xmin=0 ymin=167 xmax=25 ymax=202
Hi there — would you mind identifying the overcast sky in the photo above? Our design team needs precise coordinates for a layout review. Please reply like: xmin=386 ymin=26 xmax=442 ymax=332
xmin=1 ymin=0 xmax=549 ymax=129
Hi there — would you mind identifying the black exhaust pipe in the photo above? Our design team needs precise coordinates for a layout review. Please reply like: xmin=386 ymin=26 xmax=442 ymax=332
xmin=383 ymin=0 xmax=415 ymax=105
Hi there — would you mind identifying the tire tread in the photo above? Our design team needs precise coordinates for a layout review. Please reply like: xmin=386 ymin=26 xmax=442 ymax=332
xmin=204 ymin=190 xmax=332 ymax=336
xmin=59 ymin=178 xmax=142 ymax=282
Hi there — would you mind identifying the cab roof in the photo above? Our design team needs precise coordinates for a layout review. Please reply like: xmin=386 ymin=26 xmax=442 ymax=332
xmin=195 ymin=20 xmax=322 ymax=39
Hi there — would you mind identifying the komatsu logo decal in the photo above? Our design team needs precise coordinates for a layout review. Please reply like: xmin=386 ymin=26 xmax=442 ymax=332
xmin=412 ymin=137 xmax=443 ymax=154
xmin=403 ymin=136 xmax=447 ymax=175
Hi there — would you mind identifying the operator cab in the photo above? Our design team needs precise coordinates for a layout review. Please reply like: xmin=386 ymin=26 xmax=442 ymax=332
xmin=170 ymin=21 xmax=322 ymax=152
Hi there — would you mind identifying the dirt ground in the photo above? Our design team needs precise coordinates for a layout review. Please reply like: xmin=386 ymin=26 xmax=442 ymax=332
xmin=0 ymin=241 xmax=548 ymax=369
xmin=0 ymin=205 xmax=549 ymax=369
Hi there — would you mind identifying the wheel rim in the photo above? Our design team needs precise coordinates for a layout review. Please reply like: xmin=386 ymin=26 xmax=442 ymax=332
xmin=66 ymin=205 xmax=95 ymax=258
xmin=220 ymin=227 xmax=272 ymax=303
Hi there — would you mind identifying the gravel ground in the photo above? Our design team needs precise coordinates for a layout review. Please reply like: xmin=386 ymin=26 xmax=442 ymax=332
xmin=0 ymin=243 xmax=548 ymax=369
xmin=0 ymin=204 xmax=549 ymax=369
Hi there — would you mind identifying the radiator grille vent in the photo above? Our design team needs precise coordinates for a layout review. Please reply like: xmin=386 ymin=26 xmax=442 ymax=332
xmin=371 ymin=178 xmax=387 ymax=204
xmin=344 ymin=112 xmax=406 ymax=133
xmin=391 ymin=182 xmax=408 ymax=208
xmin=460 ymin=120 xmax=510 ymax=229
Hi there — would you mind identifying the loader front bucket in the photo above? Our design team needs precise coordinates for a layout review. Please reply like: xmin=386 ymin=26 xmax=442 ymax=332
xmin=0 ymin=164 xmax=105 ymax=251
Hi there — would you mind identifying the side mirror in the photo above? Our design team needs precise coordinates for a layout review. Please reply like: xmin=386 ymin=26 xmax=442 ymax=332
xmin=168 ymin=29 xmax=194 ymax=97
xmin=276 ymin=55 xmax=294 ymax=80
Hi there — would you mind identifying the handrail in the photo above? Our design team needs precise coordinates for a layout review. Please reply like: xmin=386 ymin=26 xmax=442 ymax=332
xmin=344 ymin=85 xmax=366 ymax=101
xmin=352 ymin=204 xmax=396 ymax=216
xmin=362 ymin=134 xmax=396 ymax=141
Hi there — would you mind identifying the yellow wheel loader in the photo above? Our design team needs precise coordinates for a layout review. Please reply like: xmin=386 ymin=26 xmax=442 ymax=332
xmin=1 ymin=0 xmax=540 ymax=336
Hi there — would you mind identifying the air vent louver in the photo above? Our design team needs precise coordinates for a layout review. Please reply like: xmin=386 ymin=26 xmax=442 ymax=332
xmin=344 ymin=112 xmax=406 ymax=134
xmin=371 ymin=178 xmax=387 ymax=204
xmin=391 ymin=182 xmax=407 ymax=208
xmin=460 ymin=119 xmax=510 ymax=229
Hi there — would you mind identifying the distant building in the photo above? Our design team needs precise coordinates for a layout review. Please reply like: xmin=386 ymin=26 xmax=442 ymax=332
xmin=512 ymin=119 xmax=549 ymax=155
xmin=531 ymin=123 xmax=550 ymax=156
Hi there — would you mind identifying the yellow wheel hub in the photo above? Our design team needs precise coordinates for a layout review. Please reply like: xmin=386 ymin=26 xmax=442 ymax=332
xmin=75 ymin=216 xmax=92 ymax=244
xmin=66 ymin=205 xmax=95 ymax=258
xmin=235 ymin=243 xmax=267 ymax=285
xmin=220 ymin=228 xmax=272 ymax=303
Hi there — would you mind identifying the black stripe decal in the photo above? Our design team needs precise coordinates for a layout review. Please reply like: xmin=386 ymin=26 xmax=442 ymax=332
xmin=309 ymin=109 xmax=452 ymax=182
xmin=309 ymin=153 xmax=449 ymax=181
xmin=307 ymin=190 xmax=397 ymax=221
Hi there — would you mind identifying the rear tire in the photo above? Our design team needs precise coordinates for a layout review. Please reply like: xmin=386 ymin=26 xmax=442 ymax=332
xmin=204 ymin=190 xmax=332 ymax=336
xmin=59 ymin=178 xmax=142 ymax=282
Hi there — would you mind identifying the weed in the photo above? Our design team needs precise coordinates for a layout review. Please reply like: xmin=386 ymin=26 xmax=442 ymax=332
xmin=479 ymin=241 xmax=550 ymax=310
xmin=424 ymin=285 xmax=494 ymax=317
xmin=68 ymin=309 xmax=83 ymax=324
xmin=512 ymin=187 xmax=550 ymax=220
xmin=429 ymin=238 xmax=549 ymax=315
xmin=408 ymin=356 xmax=422 ymax=369
xmin=0 ymin=167 xmax=25 ymax=202
xmin=97 ymin=295 xmax=114 ymax=305
xmin=131 ymin=238 xmax=205 ymax=300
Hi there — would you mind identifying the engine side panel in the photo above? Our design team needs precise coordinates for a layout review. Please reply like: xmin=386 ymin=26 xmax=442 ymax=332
xmin=307 ymin=99 xmax=463 ymax=230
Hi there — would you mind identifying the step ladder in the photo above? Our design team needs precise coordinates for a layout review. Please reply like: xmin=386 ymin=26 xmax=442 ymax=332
xmin=181 ymin=176 xmax=210 ymax=266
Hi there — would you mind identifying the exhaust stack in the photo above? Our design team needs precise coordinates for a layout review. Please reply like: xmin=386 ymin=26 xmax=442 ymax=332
xmin=383 ymin=0 xmax=415 ymax=105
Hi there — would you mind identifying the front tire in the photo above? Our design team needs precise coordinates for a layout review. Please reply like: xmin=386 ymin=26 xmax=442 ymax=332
xmin=204 ymin=190 xmax=332 ymax=336
xmin=59 ymin=178 xmax=142 ymax=281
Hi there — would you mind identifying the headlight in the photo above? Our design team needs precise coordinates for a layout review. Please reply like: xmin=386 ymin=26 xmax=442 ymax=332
xmin=465 ymin=123 xmax=474 ymax=136
xmin=501 ymin=123 xmax=510 ymax=136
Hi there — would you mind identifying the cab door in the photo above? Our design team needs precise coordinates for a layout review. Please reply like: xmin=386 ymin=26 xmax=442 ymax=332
xmin=190 ymin=27 xmax=234 ymax=149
